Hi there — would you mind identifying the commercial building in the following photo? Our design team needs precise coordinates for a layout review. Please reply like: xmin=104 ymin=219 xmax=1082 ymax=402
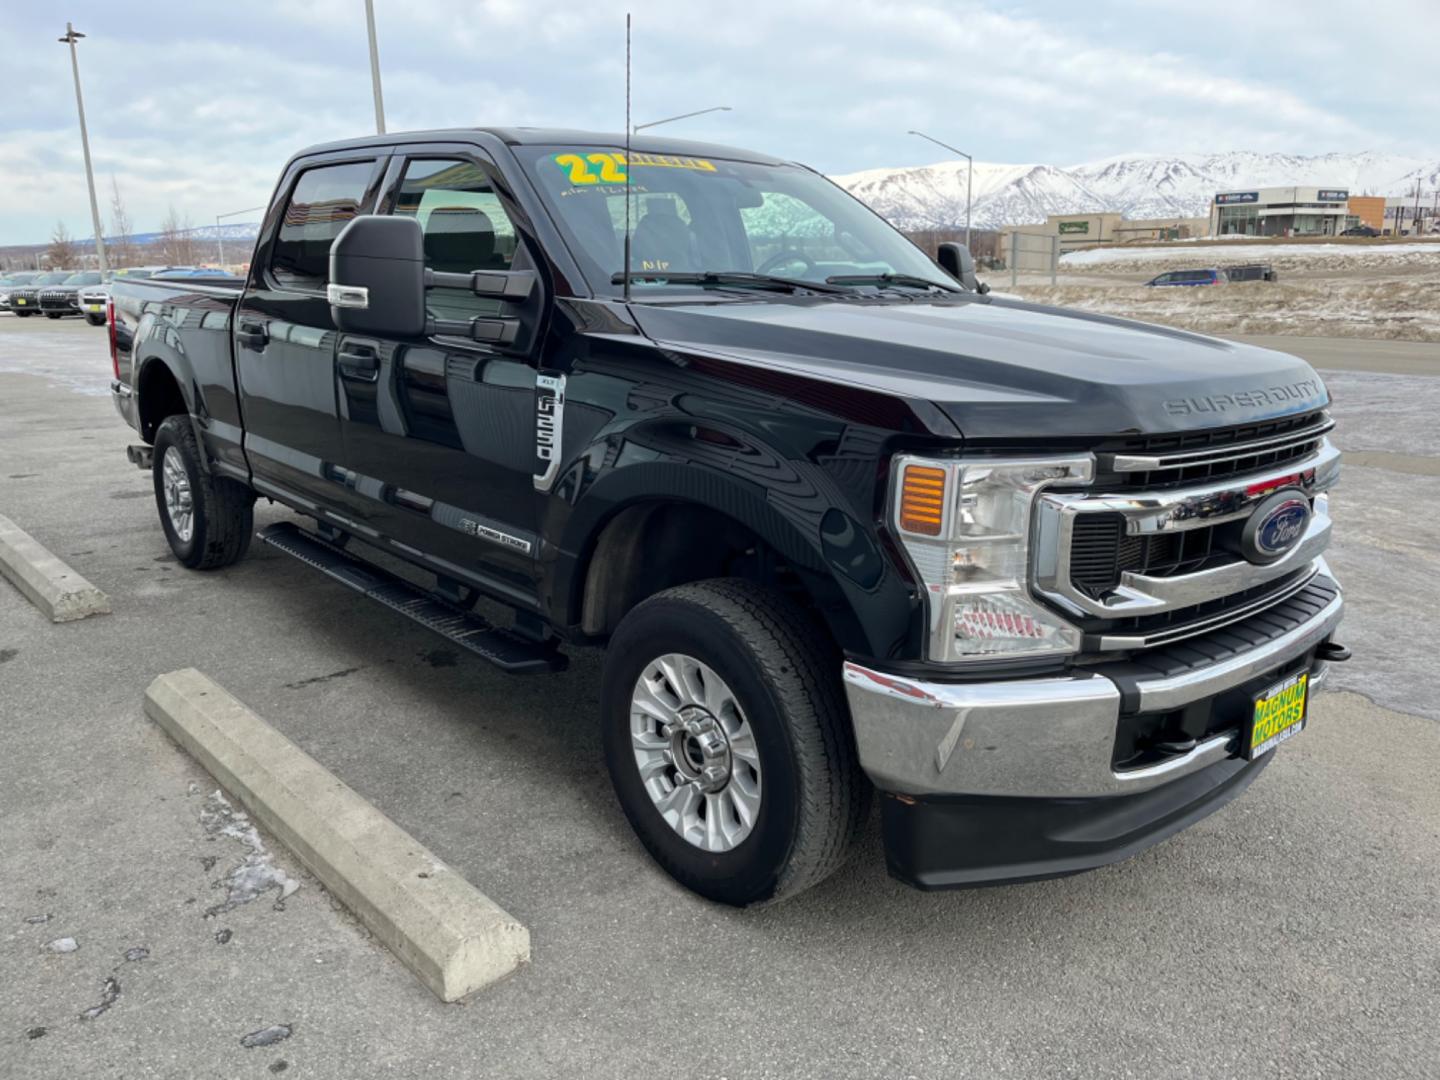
xmin=1382 ymin=195 xmax=1439 ymax=235
xmin=1210 ymin=186 xmax=1349 ymax=237
xmin=1346 ymin=195 xmax=1386 ymax=231
xmin=997 ymin=211 xmax=1208 ymax=271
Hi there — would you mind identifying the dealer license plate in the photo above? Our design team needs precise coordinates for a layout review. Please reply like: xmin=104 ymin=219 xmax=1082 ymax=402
xmin=14 ymin=297 xmax=26 ymax=305
xmin=85 ymin=304 xmax=103 ymax=312
xmin=1246 ymin=672 xmax=1308 ymax=759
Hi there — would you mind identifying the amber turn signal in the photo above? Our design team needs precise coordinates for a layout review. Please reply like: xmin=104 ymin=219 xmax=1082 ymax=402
xmin=898 ymin=464 xmax=947 ymax=535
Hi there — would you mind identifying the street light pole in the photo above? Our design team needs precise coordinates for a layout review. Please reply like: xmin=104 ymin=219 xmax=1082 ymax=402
xmin=213 ymin=205 xmax=269 ymax=269
xmin=59 ymin=23 xmax=108 ymax=273
xmin=907 ymin=130 xmax=973 ymax=250
xmin=633 ymin=105 xmax=731 ymax=133
xmin=364 ymin=0 xmax=386 ymax=134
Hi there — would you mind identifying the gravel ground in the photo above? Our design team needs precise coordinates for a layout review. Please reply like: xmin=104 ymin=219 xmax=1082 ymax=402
xmin=2 ymin=317 xmax=1438 ymax=1079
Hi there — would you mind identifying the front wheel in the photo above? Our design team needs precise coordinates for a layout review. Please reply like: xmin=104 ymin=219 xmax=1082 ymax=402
xmin=152 ymin=415 xmax=255 ymax=569
xmin=45 ymin=312 xmax=62 ymax=320
xmin=15 ymin=310 xmax=32 ymax=317
xmin=85 ymin=313 xmax=105 ymax=326
xmin=601 ymin=579 xmax=868 ymax=905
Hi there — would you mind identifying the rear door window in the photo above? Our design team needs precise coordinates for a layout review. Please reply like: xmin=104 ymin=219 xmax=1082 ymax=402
xmin=270 ymin=161 xmax=378 ymax=288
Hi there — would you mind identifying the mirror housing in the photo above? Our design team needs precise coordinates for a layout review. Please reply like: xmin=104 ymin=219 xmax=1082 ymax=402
xmin=936 ymin=241 xmax=981 ymax=291
xmin=328 ymin=215 xmax=427 ymax=337
xmin=328 ymin=214 xmax=545 ymax=350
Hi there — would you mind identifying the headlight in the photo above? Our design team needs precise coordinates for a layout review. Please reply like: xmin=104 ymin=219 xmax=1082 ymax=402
xmin=891 ymin=454 xmax=1093 ymax=662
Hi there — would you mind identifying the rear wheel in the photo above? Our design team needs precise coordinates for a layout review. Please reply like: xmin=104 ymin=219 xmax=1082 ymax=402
xmin=601 ymin=579 xmax=867 ymax=905
xmin=152 ymin=415 xmax=255 ymax=569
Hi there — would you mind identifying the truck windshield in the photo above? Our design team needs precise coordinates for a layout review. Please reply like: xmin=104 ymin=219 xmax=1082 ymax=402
xmin=517 ymin=146 xmax=955 ymax=297
xmin=36 ymin=272 xmax=70 ymax=285
xmin=63 ymin=272 xmax=102 ymax=286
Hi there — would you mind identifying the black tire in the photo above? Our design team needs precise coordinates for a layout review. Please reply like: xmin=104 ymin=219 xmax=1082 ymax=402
xmin=85 ymin=313 xmax=105 ymax=326
xmin=45 ymin=312 xmax=62 ymax=319
xmin=15 ymin=310 xmax=32 ymax=317
xmin=151 ymin=415 xmax=255 ymax=569
xmin=601 ymin=579 xmax=868 ymax=906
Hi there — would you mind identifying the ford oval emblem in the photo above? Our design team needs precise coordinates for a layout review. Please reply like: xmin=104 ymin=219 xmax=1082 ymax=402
xmin=1242 ymin=491 xmax=1311 ymax=564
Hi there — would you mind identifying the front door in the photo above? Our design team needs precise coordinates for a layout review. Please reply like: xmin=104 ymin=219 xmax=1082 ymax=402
xmin=236 ymin=155 xmax=388 ymax=512
xmin=335 ymin=152 xmax=543 ymax=603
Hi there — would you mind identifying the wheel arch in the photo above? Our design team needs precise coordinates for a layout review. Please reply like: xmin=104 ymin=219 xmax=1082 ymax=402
xmin=556 ymin=461 xmax=897 ymax=658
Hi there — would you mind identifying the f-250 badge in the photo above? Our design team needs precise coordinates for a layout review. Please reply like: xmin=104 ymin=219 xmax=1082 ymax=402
xmin=533 ymin=373 xmax=566 ymax=492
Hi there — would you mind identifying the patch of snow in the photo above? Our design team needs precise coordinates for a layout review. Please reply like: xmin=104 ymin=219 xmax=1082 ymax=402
xmin=44 ymin=937 xmax=79 ymax=953
xmin=199 ymin=790 xmax=300 ymax=916
xmin=1060 ymin=242 xmax=1440 ymax=267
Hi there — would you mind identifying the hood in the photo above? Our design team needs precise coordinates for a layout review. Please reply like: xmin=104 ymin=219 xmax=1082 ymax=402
xmin=628 ymin=295 xmax=1328 ymax=440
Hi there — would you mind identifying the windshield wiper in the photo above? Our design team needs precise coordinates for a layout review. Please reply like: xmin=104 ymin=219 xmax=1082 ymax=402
xmin=824 ymin=273 xmax=961 ymax=293
xmin=610 ymin=270 xmax=851 ymax=295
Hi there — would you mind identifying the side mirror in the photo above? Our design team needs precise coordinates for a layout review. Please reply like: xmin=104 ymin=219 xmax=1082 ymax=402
xmin=936 ymin=241 xmax=980 ymax=292
xmin=328 ymin=213 xmax=543 ymax=350
xmin=328 ymin=215 xmax=427 ymax=337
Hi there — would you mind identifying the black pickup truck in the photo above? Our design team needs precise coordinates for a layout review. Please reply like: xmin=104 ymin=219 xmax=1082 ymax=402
xmin=109 ymin=128 xmax=1348 ymax=905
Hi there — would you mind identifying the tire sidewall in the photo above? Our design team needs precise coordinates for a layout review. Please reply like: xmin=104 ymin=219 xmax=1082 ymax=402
xmin=601 ymin=597 xmax=803 ymax=905
xmin=152 ymin=419 xmax=207 ymax=567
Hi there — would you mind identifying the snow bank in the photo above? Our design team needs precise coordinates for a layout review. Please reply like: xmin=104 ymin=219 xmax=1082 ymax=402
xmin=1060 ymin=242 xmax=1440 ymax=267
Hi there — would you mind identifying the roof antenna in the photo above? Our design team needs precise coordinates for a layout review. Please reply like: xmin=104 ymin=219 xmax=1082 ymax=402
xmin=622 ymin=11 xmax=633 ymax=304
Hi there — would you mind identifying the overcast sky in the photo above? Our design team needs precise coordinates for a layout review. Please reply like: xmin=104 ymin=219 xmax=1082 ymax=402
xmin=1 ymin=0 xmax=1435 ymax=245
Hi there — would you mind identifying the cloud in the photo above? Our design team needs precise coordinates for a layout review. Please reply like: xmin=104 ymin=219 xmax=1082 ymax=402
xmin=0 ymin=0 xmax=1433 ymax=245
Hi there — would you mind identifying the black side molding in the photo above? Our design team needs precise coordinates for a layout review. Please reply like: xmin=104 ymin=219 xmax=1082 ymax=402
xmin=258 ymin=521 xmax=566 ymax=674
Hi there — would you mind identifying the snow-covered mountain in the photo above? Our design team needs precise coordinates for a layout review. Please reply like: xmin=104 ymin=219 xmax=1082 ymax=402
xmin=832 ymin=151 xmax=1440 ymax=230
xmin=85 ymin=222 xmax=262 ymax=248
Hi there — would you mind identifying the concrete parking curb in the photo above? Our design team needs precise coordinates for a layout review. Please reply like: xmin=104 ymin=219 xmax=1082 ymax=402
xmin=0 ymin=513 xmax=110 ymax=622
xmin=144 ymin=668 xmax=530 ymax=1001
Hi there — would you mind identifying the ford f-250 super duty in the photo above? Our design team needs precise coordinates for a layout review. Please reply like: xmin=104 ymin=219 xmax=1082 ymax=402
xmin=108 ymin=129 xmax=1349 ymax=905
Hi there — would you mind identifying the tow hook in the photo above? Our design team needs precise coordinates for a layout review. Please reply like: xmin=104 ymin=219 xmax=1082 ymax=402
xmin=1316 ymin=640 xmax=1352 ymax=663
xmin=126 ymin=444 xmax=154 ymax=470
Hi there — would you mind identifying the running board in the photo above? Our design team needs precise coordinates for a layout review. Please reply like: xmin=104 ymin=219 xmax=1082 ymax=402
xmin=257 ymin=521 xmax=566 ymax=674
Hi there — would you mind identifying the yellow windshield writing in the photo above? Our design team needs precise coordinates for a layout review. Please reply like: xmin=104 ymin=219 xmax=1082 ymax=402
xmin=552 ymin=151 xmax=717 ymax=186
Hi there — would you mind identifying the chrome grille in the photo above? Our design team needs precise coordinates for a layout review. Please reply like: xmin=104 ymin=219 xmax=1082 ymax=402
xmin=1035 ymin=435 xmax=1341 ymax=650
xmin=1097 ymin=410 xmax=1333 ymax=489
xmin=1069 ymin=513 xmax=1231 ymax=598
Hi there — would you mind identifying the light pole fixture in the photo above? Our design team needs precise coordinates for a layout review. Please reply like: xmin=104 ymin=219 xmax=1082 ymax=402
xmin=633 ymin=105 xmax=731 ymax=133
xmin=907 ymin=130 xmax=973 ymax=250
xmin=59 ymin=23 xmax=108 ymax=273
xmin=214 ymin=205 xmax=268 ymax=267
xmin=364 ymin=0 xmax=386 ymax=134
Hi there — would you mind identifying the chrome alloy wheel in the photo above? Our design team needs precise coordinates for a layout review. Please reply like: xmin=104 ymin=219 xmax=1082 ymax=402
xmin=630 ymin=653 xmax=762 ymax=853
xmin=161 ymin=446 xmax=194 ymax=543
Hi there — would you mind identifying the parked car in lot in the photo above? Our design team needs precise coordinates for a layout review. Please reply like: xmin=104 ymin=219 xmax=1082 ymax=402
xmin=1222 ymin=263 xmax=1278 ymax=283
xmin=37 ymin=270 xmax=107 ymax=319
xmin=73 ymin=267 xmax=201 ymax=325
xmin=1341 ymin=225 xmax=1381 ymax=237
xmin=0 ymin=270 xmax=43 ymax=313
xmin=1144 ymin=268 xmax=1228 ymax=287
xmin=4 ymin=270 xmax=75 ymax=316
xmin=109 ymin=128 xmax=1348 ymax=904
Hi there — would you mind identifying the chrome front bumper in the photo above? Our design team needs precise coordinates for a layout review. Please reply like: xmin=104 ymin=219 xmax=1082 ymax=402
xmin=843 ymin=578 xmax=1343 ymax=800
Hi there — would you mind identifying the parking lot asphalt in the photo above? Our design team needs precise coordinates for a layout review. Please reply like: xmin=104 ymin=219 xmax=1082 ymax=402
xmin=2 ymin=316 xmax=1438 ymax=1079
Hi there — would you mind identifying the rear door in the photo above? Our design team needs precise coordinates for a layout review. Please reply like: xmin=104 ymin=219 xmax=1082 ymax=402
xmin=236 ymin=152 xmax=389 ymax=511
xmin=334 ymin=148 xmax=544 ymax=599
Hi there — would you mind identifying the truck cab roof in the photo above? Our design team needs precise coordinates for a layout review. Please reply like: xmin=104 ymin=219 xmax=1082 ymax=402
xmin=289 ymin=127 xmax=788 ymax=167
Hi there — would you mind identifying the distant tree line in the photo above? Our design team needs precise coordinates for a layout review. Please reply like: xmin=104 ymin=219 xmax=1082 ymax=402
xmin=6 ymin=178 xmax=203 ymax=272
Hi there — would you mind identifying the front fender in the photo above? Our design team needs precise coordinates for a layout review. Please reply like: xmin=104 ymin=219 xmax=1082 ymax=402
xmin=551 ymin=455 xmax=919 ymax=660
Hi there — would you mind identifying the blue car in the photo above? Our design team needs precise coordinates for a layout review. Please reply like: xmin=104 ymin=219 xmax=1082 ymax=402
xmin=1145 ymin=268 xmax=1228 ymax=287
